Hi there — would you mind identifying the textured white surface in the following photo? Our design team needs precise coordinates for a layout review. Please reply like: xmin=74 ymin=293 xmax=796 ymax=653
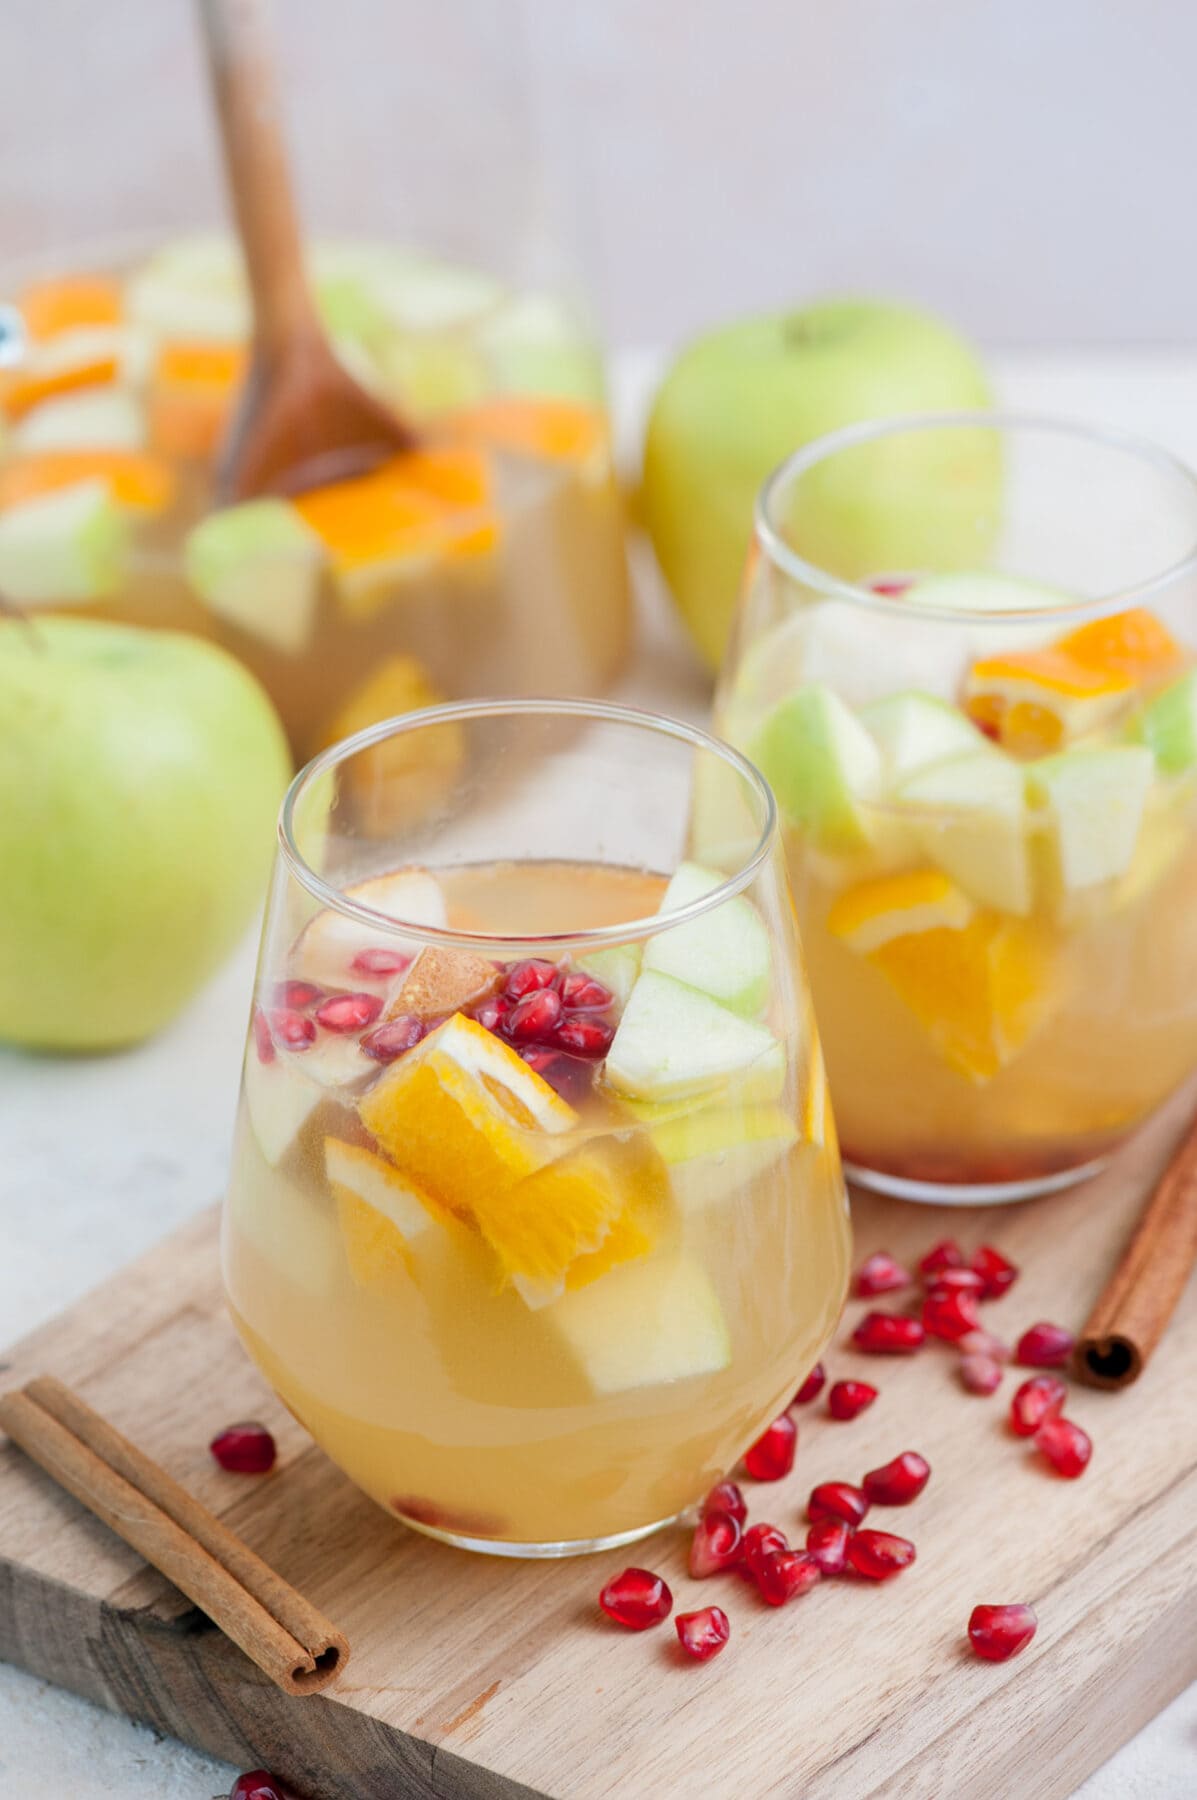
xmin=2 ymin=353 xmax=1197 ymax=1795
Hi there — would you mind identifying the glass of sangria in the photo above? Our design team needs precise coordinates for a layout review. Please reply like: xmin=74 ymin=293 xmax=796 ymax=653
xmin=223 ymin=699 xmax=849 ymax=1555
xmin=714 ymin=413 xmax=1197 ymax=1203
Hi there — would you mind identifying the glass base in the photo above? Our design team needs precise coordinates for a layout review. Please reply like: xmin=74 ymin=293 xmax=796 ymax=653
xmin=844 ymin=1155 xmax=1110 ymax=1207
xmin=392 ymin=1508 xmax=680 ymax=1559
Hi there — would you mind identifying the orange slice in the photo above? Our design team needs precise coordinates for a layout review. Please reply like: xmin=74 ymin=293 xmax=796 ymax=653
xmin=450 ymin=396 xmax=609 ymax=477
xmin=1058 ymin=607 xmax=1185 ymax=681
xmin=147 ymin=340 xmax=246 ymax=458
xmin=325 ymin=1138 xmax=445 ymax=1297
xmin=317 ymin=655 xmax=465 ymax=836
xmin=17 ymin=275 xmax=123 ymax=340
xmin=398 ymin=444 xmax=499 ymax=559
xmin=485 ymin=1142 xmax=654 ymax=1308
xmin=0 ymin=449 xmax=175 ymax=514
xmin=827 ymin=868 xmax=974 ymax=954
xmin=0 ymin=353 xmax=120 ymax=423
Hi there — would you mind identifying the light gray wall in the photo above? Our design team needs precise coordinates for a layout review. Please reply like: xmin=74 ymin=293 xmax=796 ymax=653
xmin=3 ymin=0 xmax=1193 ymax=348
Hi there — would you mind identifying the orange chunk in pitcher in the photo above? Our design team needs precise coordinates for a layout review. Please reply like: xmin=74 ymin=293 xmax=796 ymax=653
xmin=0 ymin=449 xmax=175 ymax=514
xmin=0 ymin=352 xmax=120 ymax=423
xmin=451 ymin=396 xmax=609 ymax=476
xmin=147 ymin=340 xmax=245 ymax=457
xmin=17 ymin=274 xmax=123 ymax=340
xmin=828 ymin=868 xmax=975 ymax=954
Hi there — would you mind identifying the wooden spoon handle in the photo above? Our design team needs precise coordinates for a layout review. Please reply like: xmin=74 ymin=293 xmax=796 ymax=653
xmin=196 ymin=0 xmax=320 ymax=357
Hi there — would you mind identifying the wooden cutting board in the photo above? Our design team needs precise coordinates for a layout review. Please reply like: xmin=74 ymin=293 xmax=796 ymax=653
xmin=2 ymin=1097 xmax=1196 ymax=1800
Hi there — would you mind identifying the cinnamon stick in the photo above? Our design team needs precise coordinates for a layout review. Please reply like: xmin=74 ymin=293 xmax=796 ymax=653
xmin=0 ymin=1375 xmax=347 ymax=1694
xmin=1075 ymin=1108 xmax=1197 ymax=1388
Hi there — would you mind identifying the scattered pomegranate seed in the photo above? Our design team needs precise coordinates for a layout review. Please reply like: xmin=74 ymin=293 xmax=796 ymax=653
xmin=268 ymin=1008 xmax=316 ymax=1051
xmin=793 ymin=1362 xmax=827 ymax=1405
xmin=689 ymin=1510 xmax=743 ymax=1578
xmin=276 ymin=979 xmax=323 ymax=1010
xmin=805 ymin=1517 xmax=852 ymax=1575
xmin=742 ymin=1523 xmax=789 ymax=1573
xmin=702 ymin=1479 xmax=748 ymax=1525
xmin=959 ymin=1327 xmax=1012 ymax=1363
xmin=929 ymin=1266 xmax=985 ymax=1296
xmin=968 ymin=1603 xmax=1038 ymax=1662
xmin=230 ymin=1773 xmax=301 ymax=1800
xmin=675 ymin=1605 xmax=730 ymax=1661
xmin=210 ymin=1421 xmax=277 ymax=1474
xmin=918 ymin=1239 xmax=965 ymax=1279
xmin=845 ymin=1529 xmax=917 ymax=1580
xmin=827 ymin=1379 xmax=877 ymax=1421
xmin=1009 ymin=1375 xmax=1068 ymax=1437
xmin=1035 ymin=1415 xmax=1092 ymax=1479
xmin=599 ymin=1567 xmax=672 ymax=1630
xmin=852 ymin=1311 xmax=925 ymax=1354
xmin=314 ymin=992 xmax=383 ymax=1034
xmin=971 ymin=1244 xmax=1019 ymax=1299
xmin=853 ymin=1250 xmax=911 ymax=1297
xmin=350 ymin=946 xmax=413 ymax=978
xmin=756 ymin=1548 xmax=821 ymax=1606
xmin=559 ymin=972 xmax=614 ymax=1011
xmin=862 ymin=1451 xmax=930 ymax=1506
xmin=959 ymin=1353 xmax=1003 ymax=1395
xmin=923 ymin=1285 xmax=982 ymax=1342
xmin=507 ymin=988 xmax=564 ymax=1043
xmin=361 ymin=1015 xmax=424 ymax=1062
xmin=518 ymin=1047 xmax=595 ymax=1102
xmin=1016 ymin=1322 xmax=1075 ymax=1368
xmin=473 ymin=994 xmax=511 ymax=1033
xmin=504 ymin=958 xmax=559 ymax=999
xmin=808 ymin=1481 xmax=870 ymax=1527
xmin=555 ymin=1013 xmax=615 ymax=1057
xmin=743 ymin=1413 xmax=797 ymax=1481
xmin=252 ymin=1008 xmax=275 ymax=1064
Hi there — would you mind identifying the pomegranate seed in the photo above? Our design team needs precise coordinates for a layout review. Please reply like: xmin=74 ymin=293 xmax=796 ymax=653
xmin=361 ymin=1015 xmax=424 ymax=1063
xmin=968 ymin=1603 xmax=1038 ymax=1662
xmin=959 ymin=1327 xmax=1012 ymax=1363
xmin=507 ymin=988 xmax=564 ymax=1043
xmin=756 ymin=1548 xmax=820 ymax=1605
xmin=756 ymin=1548 xmax=821 ymax=1607
xmin=960 ymin=1353 xmax=1003 ymax=1395
xmin=827 ymin=1378 xmax=878 ymax=1421
xmin=231 ymin=1774 xmax=301 ymax=1800
xmin=923 ymin=1285 xmax=982 ymax=1342
xmin=742 ymin=1522 xmax=789 ymax=1573
xmin=703 ymin=1479 xmax=747 ymax=1525
xmin=210 ymin=1421 xmax=277 ymax=1474
xmin=805 ymin=1517 xmax=852 ymax=1575
xmin=929 ymin=1266 xmax=985 ymax=1296
xmin=1035 ymin=1415 xmax=1092 ymax=1478
xmin=252 ymin=1007 xmax=275 ymax=1064
xmin=971 ymin=1244 xmax=1020 ymax=1299
xmin=743 ymin=1412 xmax=797 ymax=1481
xmin=1010 ymin=1375 xmax=1067 ymax=1437
xmin=862 ymin=1451 xmax=930 ymax=1506
xmin=276 ymin=979 xmax=323 ymax=1010
xmin=919 ymin=1238 xmax=965 ymax=1279
xmin=598 ymin=1566 xmax=672 ymax=1630
xmin=268 ymin=1008 xmax=316 ymax=1051
xmin=689 ymin=1510 xmax=742 ymax=1578
xmin=559 ymin=972 xmax=613 ymax=1011
xmin=852 ymin=1311 xmax=925 ymax=1354
xmin=808 ymin=1481 xmax=870 ymax=1527
xmin=854 ymin=1250 xmax=911 ymax=1297
xmin=518 ymin=1047 xmax=594 ymax=1102
xmin=1016 ymin=1322 xmax=1075 ymax=1368
xmin=870 ymin=576 xmax=913 ymax=596
xmin=793 ymin=1362 xmax=827 ymax=1405
xmin=675 ymin=1605 xmax=730 ymax=1661
xmin=473 ymin=994 xmax=511 ymax=1033
xmin=845 ymin=1529 xmax=916 ymax=1580
xmin=554 ymin=1013 xmax=614 ymax=1057
xmin=350 ymin=946 xmax=413 ymax=977
xmin=504 ymin=958 xmax=559 ymax=999
xmin=314 ymin=991 xmax=383 ymax=1034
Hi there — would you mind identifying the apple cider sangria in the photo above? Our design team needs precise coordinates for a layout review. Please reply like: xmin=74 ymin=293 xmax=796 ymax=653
xmin=715 ymin=415 xmax=1197 ymax=1202
xmin=0 ymin=240 xmax=630 ymax=757
xmin=223 ymin=702 xmax=849 ymax=1553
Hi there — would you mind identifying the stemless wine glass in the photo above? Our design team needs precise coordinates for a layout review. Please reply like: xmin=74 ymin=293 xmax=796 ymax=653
xmin=715 ymin=413 xmax=1197 ymax=1205
xmin=223 ymin=700 xmax=850 ymax=1555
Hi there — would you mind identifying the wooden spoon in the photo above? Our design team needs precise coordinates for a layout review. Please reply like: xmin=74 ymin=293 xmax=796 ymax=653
xmin=197 ymin=0 xmax=416 ymax=501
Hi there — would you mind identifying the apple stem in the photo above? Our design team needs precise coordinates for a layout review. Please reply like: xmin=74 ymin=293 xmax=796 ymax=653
xmin=0 ymin=586 xmax=46 ymax=651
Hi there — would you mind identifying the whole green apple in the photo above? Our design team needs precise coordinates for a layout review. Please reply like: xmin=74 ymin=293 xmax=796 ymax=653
xmin=0 ymin=616 xmax=291 ymax=1050
xmin=641 ymin=298 xmax=994 ymax=669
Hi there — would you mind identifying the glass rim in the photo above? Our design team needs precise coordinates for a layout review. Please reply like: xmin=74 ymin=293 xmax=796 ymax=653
xmin=755 ymin=409 xmax=1197 ymax=624
xmin=278 ymin=696 xmax=778 ymax=951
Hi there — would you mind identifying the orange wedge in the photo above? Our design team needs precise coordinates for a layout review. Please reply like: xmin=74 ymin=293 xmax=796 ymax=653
xmin=147 ymin=340 xmax=246 ymax=458
xmin=0 ymin=449 xmax=175 ymax=514
xmin=0 ymin=353 xmax=120 ymax=423
xmin=827 ymin=868 xmax=974 ymax=954
xmin=450 ymin=396 xmax=609 ymax=474
xmin=1058 ymin=607 xmax=1185 ymax=681
xmin=17 ymin=274 xmax=123 ymax=340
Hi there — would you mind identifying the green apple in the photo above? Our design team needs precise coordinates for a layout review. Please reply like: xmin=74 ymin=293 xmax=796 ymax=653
xmin=184 ymin=498 xmax=326 ymax=654
xmin=861 ymin=690 xmax=987 ymax=782
xmin=0 ymin=617 xmax=291 ymax=1049
xmin=544 ymin=1251 xmax=731 ymax=1393
xmin=13 ymin=388 xmax=145 ymax=452
xmin=1130 ymin=670 xmax=1197 ymax=774
xmin=751 ymin=681 xmax=883 ymax=850
xmin=641 ymin=298 xmax=993 ymax=668
xmin=0 ymin=479 xmax=129 ymax=605
xmin=642 ymin=860 xmax=771 ymax=1016
xmin=606 ymin=969 xmax=781 ymax=1103
xmin=897 ymin=749 xmax=1031 ymax=915
xmin=1029 ymin=747 xmax=1154 ymax=891
xmin=650 ymin=1104 xmax=798 ymax=1210
xmin=575 ymin=941 xmax=641 ymax=1008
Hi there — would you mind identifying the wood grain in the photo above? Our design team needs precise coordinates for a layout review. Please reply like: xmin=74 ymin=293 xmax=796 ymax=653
xmin=2 ymin=1096 xmax=1196 ymax=1800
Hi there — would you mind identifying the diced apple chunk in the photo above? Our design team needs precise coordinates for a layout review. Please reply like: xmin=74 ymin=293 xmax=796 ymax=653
xmin=296 ymin=868 xmax=447 ymax=987
xmin=897 ymin=750 xmax=1031 ymax=916
xmin=0 ymin=478 xmax=129 ymax=604
xmin=752 ymin=683 xmax=882 ymax=851
xmin=185 ymin=499 xmax=325 ymax=654
xmin=1029 ymin=746 xmax=1154 ymax=890
xmin=606 ymin=971 xmax=782 ymax=1104
xmin=643 ymin=861 xmax=771 ymax=1017
xmin=545 ymin=1253 xmax=731 ymax=1394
